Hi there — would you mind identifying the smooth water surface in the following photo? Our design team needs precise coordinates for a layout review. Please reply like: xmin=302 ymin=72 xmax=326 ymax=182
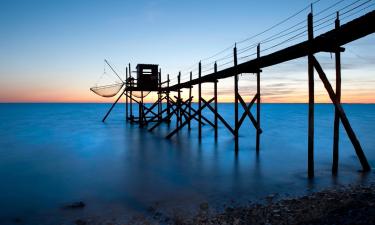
xmin=0 ymin=103 xmax=374 ymax=224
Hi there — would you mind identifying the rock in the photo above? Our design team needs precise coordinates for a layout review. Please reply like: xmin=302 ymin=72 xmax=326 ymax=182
xmin=12 ymin=218 xmax=22 ymax=223
xmin=63 ymin=201 xmax=85 ymax=209
xmin=200 ymin=202 xmax=209 ymax=211
xmin=75 ymin=219 xmax=87 ymax=225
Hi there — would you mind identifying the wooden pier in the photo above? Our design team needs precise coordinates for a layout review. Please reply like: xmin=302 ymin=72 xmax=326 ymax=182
xmin=102 ymin=9 xmax=375 ymax=178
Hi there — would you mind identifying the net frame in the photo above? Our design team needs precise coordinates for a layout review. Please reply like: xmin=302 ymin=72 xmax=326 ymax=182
xmin=90 ymin=83 xmax=124 ymax=98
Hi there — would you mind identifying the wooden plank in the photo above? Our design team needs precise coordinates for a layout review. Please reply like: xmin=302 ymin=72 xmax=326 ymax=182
xmin=312 ymin=56 xmax=371 ymax=172
xmin=165 ymin=11 xmax=375 ymax=91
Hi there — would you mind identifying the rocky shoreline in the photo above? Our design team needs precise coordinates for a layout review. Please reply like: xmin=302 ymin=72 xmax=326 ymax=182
xmin=132 ymin=183 xmax=375 ymax=225
xmin=12 ymin=183 xmax=374 ymax=225
xmin=175 ymin=183 xmax=375 ymax=225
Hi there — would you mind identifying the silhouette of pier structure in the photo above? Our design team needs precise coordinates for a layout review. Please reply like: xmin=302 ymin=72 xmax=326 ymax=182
xmin=99 ymin=2 xmax=375 ymax=178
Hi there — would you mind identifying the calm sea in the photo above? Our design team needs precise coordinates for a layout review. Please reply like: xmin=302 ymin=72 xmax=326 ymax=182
xmin=0 ymin=103 xmax=374 ymax=224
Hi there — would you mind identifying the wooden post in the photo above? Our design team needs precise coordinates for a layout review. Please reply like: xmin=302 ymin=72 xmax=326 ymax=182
xmin=178 ymin=72 xmax=182 ymax=126
xmin=312 ymin=56 xmax=371 ymax=172
xmin=158 ymin=68 xmax=162 ymax=121
xmin=140 ymin=90 xmax=144 ymax=127
xmin=167 ymin=74 xmax=170 ymax=124
xmin=256 ymin=44 xmax=261 ymax=152
xmin=234 ymin=44 xmax=239 ymax=150
xmin=129 ymin=63 xmax=133 ymax=122
xmin=198 ymin=61 xmax=202 ymax=140
xmin=307 ymin=12 xmax=315 ymax=178
xmin=332 ymin=12 xmax=341 ymax=175
xmin=126 ymin=66 xmax=128 ymax=121
xmin=214 ymin=62 xmax=218 ymax=139
xmin=102 ymin=88 xmax=127 ymax=122
xmin=188 ymin=72 xmax=192 ymax=130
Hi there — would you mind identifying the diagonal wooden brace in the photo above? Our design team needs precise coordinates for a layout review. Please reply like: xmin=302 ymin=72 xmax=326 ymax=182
xmin=190 ymin=97 xmax=216 ymax=128
xmin=125 ymin=93 xmax=159 ymax=118
xmin=169 ymin=97 xmax=205 ymax=125
xmin=102 ymin=88 xmax=126 ymax=122
xmin=312 ymin=56 xmax=371 ymax=172
xmin=202 ymin=98 xmax=235 ymax=136
xmin=143 ymin=96 xmax=167 ymax=117
xmin=148 ymin=102 xmax=181 ymax=132
xmin=166 ymin=98 xmax=214 ymax=139
xmin=238 ymin=94 xmax=262 ymax=133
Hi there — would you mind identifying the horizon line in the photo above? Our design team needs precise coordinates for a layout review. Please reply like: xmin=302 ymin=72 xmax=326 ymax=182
xmin=1 ymin=101 xmax=374 ymax=104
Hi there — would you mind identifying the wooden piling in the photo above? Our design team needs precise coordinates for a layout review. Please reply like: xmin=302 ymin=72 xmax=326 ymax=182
xmin=312 ymin=56 xmax=371 ymax=172
xmin=307 ymin=12 xmax=314 ymax=178
xmin=214 ymin=62 xmax=218 ymax=139
xmin=167 ymin=74 xmax=170 ymax=124
xmin=158 ymin=68 xmax=162 ymax=121
xmin=140 ymin=90 xmax=144 ymax=127
xmin=332 ymin=12 xmax=341 ymax=175
xmin=198 ymin=62 xmax=202 ymax=139
xmin=126 ymin=66 xmax=128 ymax=121
xmin=129 ymin=63 xmax=133 ymax=121
xmin=256 ymin=44 xmax=261 ymax=152
xmin=234 ymin=44 xmax=239 ymax=150
xmin=188 ymin=72 xmax=192 ymax=130
xmin=178 ymin=72 xmax=182 ymax=127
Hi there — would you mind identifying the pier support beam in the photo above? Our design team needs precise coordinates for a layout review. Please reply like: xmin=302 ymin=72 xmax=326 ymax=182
xmin=188 ymin=72 xmax=192 ymax=130
xmin=234 ymin=44 xmax=239 ymax=151
xmin=129 ymin=63 xmax=133 ymax=122
xmin=167 ymin=74 xmax=171 ymax=125
xmin=177 ymin=72 xmax=182 ymax=127
xmin=158 ymin=68 xmax=162 ymax=121
xmin=214 ymin=62 xmax=218 ymax=139
xmin=312 ymin=56 xmax=371 ymax=173
xmin=256 ymin=44 xmax=261 ymax=152
xmin=307 ymin=12 xmax=315 ymax=179
xmin=126 ymin=66 xmax=128 ymax=121
xmin=198 ymin=62 xmax=202 ymax=140
xmin=332 ymin=12 xmax=341 ymax=175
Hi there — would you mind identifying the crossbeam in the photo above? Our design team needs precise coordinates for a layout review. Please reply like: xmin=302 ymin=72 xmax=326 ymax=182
xmin=203 ymin=98 xmax=235 ymax=136
xmin=237 ymin=94 xmax=261 ymax=132
xmin=312 ymin=56 xmax=371 ymax=172
xmin=166 ymin=98 xmax=214 ymax=139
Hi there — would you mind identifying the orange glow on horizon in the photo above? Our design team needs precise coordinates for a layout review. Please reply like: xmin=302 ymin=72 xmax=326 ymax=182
xmin=1 ymin=90 xmax=374 ymax=103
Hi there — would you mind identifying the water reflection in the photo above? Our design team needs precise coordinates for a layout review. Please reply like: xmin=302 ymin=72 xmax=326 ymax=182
xmin=0 ymin=103 xmax=373 ymax=223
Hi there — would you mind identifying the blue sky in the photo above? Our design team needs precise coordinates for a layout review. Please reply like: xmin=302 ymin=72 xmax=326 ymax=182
xmin=0 ymin=0 xmax=374 ymax=102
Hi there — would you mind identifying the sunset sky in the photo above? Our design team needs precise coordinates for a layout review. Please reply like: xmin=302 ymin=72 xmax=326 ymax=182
xmin=0 ymin=0 xmax=374 ymax=103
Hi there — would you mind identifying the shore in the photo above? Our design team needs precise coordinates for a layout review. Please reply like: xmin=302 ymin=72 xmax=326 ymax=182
xmin=125 ymin=182 xmax=375 ymax=225
xmin=8 ymin=182 xmax=375 ymax=225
